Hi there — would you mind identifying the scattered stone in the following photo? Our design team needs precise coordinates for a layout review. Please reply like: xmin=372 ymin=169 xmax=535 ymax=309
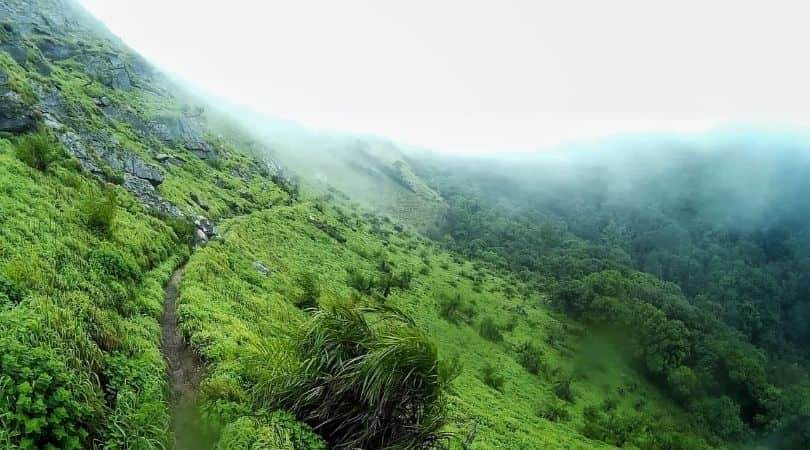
xmin=253 ymin=261 xmax=271 ymax=277
xmin=194 ymin=216 xmax=219 ymax=244
xmin=95 ymin=96 xmax=111 ymax=107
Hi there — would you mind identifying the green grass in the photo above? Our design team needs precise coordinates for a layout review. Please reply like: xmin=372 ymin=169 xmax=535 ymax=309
xmin=177 ymin=202 xmax=706 ymax=449
xmin=0 ymin=138 xmax=188 ymax=448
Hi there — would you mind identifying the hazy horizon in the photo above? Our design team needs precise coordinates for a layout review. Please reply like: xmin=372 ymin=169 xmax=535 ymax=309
xmin=78 ymin=0 xmax=810 ymax=155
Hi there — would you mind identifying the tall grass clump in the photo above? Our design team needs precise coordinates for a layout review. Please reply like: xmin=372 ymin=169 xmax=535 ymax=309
xmin=15 ymin=129 xmax=61 ymax=171
xmin=83 ymin=189 xmax=117 ymax=236
xmin=436 ymin=291 xmax=476 ymax=325
xmin=478 ymin=317 xmax=503 ymax=343
xmin=252 ymin=304 xmax=453 ymax=449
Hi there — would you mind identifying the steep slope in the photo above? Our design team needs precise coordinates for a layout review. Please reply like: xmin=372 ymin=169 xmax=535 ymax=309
xmin=178 ymin=202 xmax=704 ymax=449
xmin=0 ymin=1 xmax=727 ymax=449
xmin=245 ymin=119 xmax=446 ymax=229
xmin=0 ymin=0 xmax=291 ymax=447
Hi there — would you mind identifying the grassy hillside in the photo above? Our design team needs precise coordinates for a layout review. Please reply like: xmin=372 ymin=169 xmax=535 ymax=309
xmin=177 ymin=201 xmax=708 ymax=449
xmin=0 ymin=0 xmax=756 ymax=449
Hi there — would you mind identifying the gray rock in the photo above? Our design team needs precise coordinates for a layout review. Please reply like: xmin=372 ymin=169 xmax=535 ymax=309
xmin=36 ymin=38 xmax=76 ymax=61
xmin=194 ymin=216 xmax=219 ymax=239
xmin=110 ymin=68 xmax=131 ymax=90
xmin=185 ymin=140 xmax=216 ymax=159
xmin=122 ymin=153 xmax=163 ymax=186
xmin=122 ymin=173 xmax=182 ymax=217
xmin=253 ymin=261 xmax=271 ymax=277
xmin=98 ymin=149 xmax=163 ymax=186
xmin=95 ymin=96 xmax=111 ymax=107
xmin=0 ymin=91 xmax=36 ymax=133
xmin=59 ymin=131 xmax=102 ymax=174
xmin=195 ymin=228 xmax=208 ymax=244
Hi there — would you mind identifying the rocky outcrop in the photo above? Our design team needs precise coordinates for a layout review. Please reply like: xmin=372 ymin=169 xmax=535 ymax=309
xmin=101 ymin=150 xmax=164 ymax=186
xmin=150 ymin=115 xmax=216 ymax=160
xmin=193 ymin=216 xmax=219 ymax=245
xmin=123 ymin=174 xmax=182 ymax=218
xmin=0 ymin=70 xmax=36 ymax=133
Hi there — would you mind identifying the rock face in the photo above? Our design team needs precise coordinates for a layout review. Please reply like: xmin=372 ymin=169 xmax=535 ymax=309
xmin=193 ymin=216 xmax=219 ymax=245
xmin=150 ymin=115 xmax=217 ymax=159
xmin=102 ymin=151 xmax=164 ymax=186
xmin=0 ymin=70 xmax=36 ymax=133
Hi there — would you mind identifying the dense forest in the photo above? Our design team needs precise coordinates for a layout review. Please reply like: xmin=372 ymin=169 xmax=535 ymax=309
xmin=412 ymin=135 xmax=810 ymax=448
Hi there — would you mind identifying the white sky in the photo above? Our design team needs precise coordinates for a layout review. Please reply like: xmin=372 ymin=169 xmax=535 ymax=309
xmin=78 ymin=0 xmax=810 ymax=155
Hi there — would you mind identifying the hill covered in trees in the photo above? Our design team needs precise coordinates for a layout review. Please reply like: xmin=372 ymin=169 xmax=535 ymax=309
xmin=410 ymin=135 xmax=810 ymax=448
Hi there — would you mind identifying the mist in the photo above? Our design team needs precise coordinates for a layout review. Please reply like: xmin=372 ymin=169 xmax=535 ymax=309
xmin=78 ymin=0 xmax=810 ymax=155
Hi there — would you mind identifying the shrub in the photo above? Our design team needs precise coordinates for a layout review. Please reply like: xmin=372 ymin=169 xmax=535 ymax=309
xmin=537 ymin=398 xmax=570 ymax=422
xmin=253 ymin=304 xmax=451 ymax=449
xmin=294 ymin=272 xmax=320 ymax=310
xmin=15 ymin=130 xmax=61 ymax=171
xmin=553 ymin=376 xmax=575 ymax=402
xmin=437 ymin=291 xmax=476 ymax=324
xmin=346 ymin=267 xmax=373 ymax=294
xmin=215 ymin=411 xmax=326 ymax=450
xmin=0 ymin=272 xmax=25 ymax=305
xmin=478 ymin=317 xmax=503 ymax=342
xmin=480 ymin=363 xmax=505 ymax=391
xmin=83 ymin=189 xmax=117 ymax=236
xmin=89 ymin=246 xmax=142 ymax=282
xmin=515 ymin=341 xmax=546 ymax=375
xmin=164 ymin=216 xmax=196 ymax=249
xmin=0 ymin=337 xmax=99 ymax=449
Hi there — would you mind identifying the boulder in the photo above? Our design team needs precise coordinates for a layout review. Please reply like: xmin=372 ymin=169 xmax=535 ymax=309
xmin=95 ymin=96 xmax=111 ymax=107
xmin=253 ymin=261 xmax=271 ymax=277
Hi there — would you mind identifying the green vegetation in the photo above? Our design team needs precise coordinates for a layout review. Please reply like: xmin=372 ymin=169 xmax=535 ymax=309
xmin=14 ymin=130 xmax=61 ymax=171
xmin=253 ymin=304 xmax=451 ymax=449
xmin=3 ymin=1 xmax=808 ymax=449
xmin=414 ymin=150 xmax=810 ymax=448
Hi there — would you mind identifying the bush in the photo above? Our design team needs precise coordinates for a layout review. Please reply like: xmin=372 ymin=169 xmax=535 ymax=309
xmin=437 ymin=292 xmax=476 ymax=324
xmin=553 ymin=376 xmax=575 ymax=402
xmin=83 ymin=189 xmax=117 ymax=236
xmin=480 ymin=363 xmax=505 ymax=391
xmin=164 ymin=216 xmax=196 ymax=249
xmin=215 ymin=410 xmax=325 ymax=450
xmin=15 ymin=130 xmax=61 ymax=171
xmin=89 ymin=246 xmax=142 ymax=282
xmin=253 ymin=304 xmax=451 ymax=449
xmin=294 ymin=272 xmax=320 ymax=310
xmin=515 ymin=341 xmax=546 ymax=375
xmin=537 ymin=398 xmax=570 ymax=422
xmin=346 ymin=267 xmax=374 ymax=294
xmin=0 ymin=337 xmax=99 ymax=449
xmin=0 ymin=272 xmax=25 ymax=305
xmin=478 ymin=317 xmax=503 ymax=342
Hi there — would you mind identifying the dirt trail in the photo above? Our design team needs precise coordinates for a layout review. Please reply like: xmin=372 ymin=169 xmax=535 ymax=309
xmin=161 ymin=267 xmax=210 ymax=449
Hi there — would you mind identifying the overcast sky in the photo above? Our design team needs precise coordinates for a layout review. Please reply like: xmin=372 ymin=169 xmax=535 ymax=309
xmin=78 ymin=0 xmax=810 ymax=154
